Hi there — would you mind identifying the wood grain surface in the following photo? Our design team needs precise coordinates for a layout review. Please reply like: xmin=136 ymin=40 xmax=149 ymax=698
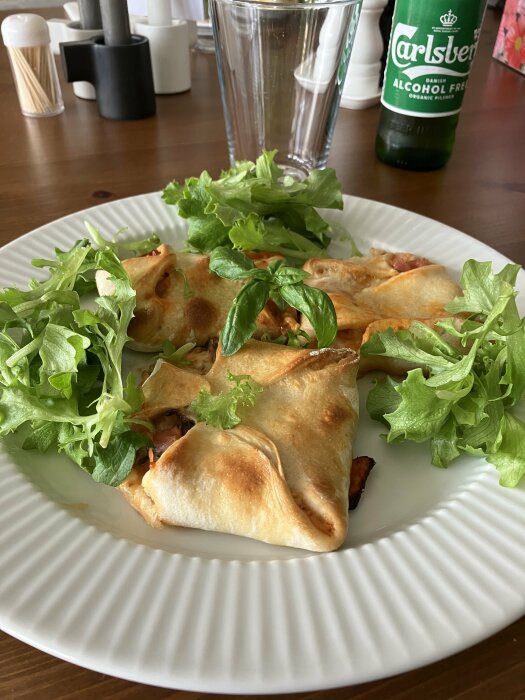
xmin=0 ymin=6 xmax=524 ymax=699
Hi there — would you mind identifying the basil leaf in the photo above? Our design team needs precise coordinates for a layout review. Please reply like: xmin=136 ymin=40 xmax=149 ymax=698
xmin=273 ymin=266 xmax=310 ymax=286
xmin=220 ymin=280 xmax=270 ymax=356
xmin=279 ymin=284 xmax=337 ymax=348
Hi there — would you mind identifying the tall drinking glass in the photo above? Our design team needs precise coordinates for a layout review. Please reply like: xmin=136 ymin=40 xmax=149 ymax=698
xmin=210 ymin=0 xmax=362 ymax=178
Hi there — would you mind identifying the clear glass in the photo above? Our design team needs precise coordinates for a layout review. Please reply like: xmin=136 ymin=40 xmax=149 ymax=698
xmin=210 ymin=0 xmax=362 ymax=177
xmin=7 ymin=43 xmax=64 ymax=118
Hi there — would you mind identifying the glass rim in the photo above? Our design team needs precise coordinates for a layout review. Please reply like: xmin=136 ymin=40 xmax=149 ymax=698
xmin=209 ymin=0 xmax=360 ymax=9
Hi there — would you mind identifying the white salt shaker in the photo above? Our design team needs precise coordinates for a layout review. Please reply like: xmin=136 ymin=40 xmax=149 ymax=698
xmin=1 ymin=13 xmax=64 ymax=117
xmin=341 ymin=0 xmax=388 ymax=109
xmin=134 ymin=0 xmax=191 ymax=94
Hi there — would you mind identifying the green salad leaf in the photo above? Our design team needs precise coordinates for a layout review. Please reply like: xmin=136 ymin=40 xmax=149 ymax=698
xmin=162 ymin=149 xmax=346 ymax=261
xmin=0 ymin=230 xmax=151 ymax=487
xmin=190 ymin=371 xmax=263 ymax=429
xmin=157 ymin=341 xmax=196 ymax=366
xmin=362 ymin=259 xmax=525 ymax=487
xmin=85 ymin=221 xmax=161 ymax=258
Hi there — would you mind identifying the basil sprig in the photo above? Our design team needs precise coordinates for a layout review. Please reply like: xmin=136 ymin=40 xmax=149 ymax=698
xmin=209 ymin=247 xmax=337 ymax=356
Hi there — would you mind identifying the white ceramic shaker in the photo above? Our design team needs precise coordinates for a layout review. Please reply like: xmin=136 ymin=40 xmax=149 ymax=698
xmin=134 ymin=0 xmax=191 ymax=94
xmin=340 ymin=0 xmax=388 ymax=109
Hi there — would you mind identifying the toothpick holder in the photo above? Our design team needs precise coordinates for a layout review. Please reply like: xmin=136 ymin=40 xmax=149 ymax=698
xmin=1 ymin=13 xmax=64 ymax=118
xmin=60 ymin=34 xmax=156 ymax=119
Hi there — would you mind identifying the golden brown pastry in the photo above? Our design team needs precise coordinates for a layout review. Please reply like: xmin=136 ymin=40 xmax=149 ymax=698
xmin=122 ymin=340 xmax=359 ymax=552
xmin=97 ymin=244 xmax=297 ymax=351
xmin=301 ymin=249 xmax=460 ymax=372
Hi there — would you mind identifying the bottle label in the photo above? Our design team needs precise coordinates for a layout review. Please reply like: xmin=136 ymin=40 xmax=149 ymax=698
xmin=381 ymin=0 xmax=487 ymax=117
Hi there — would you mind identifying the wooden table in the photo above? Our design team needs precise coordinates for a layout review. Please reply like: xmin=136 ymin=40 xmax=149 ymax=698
xmin=0 ymin=6 xmax=524 ymax=699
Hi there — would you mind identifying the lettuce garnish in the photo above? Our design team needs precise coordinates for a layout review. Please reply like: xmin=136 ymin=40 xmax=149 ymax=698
xmin=162 ymin=149 xmax=345 ymax=261
xmin=362 ymin=260 xmax=525 ymax=487
xmin=0 ymin=232 xmax=151 ymax=487
xmin=190 ymin=371 xmax=263 ymax=429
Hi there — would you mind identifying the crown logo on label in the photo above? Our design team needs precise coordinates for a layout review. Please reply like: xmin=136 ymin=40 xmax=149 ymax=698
xmin=440 ymin=9 xmax=458 ymax=27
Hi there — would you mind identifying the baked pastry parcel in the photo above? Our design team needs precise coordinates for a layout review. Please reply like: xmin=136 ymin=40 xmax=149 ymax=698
xmin=123 ymin=340 xmax=360 ymax=552
xmin=105 ymin=245 xmax=457 ymax=549
xmin=301 ymin=249 xmax=461 ymax=373
xmin=100 ymin=245 xmax=460 ymax=364
xmin=96 ymin=244 xmax=297 ymax=351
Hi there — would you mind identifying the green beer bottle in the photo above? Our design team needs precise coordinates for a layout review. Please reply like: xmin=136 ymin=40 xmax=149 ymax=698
xmin=376 ymin=0 xmax=487 ymax=170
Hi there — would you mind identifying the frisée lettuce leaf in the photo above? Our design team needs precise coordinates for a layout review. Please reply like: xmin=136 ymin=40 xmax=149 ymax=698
xmin=362 ymin=259 xmax=525 ymax=487
xmin=0 ymin=231 xmax=151 ymax=487
xmin=190 ymin=371 xmax=263 ymax=429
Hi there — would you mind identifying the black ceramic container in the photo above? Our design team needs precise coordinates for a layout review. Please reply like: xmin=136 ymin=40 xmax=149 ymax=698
xmin=60 ymin=34 xmax=156 ymax=120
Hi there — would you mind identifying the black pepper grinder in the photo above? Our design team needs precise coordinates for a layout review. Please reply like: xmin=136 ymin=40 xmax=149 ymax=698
xmin=60 ymin=0 xmax=156 ymax=120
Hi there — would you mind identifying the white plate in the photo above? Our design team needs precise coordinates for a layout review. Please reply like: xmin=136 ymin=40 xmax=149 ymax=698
xmin=0 ymin=193 xmax=524 ymax=693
